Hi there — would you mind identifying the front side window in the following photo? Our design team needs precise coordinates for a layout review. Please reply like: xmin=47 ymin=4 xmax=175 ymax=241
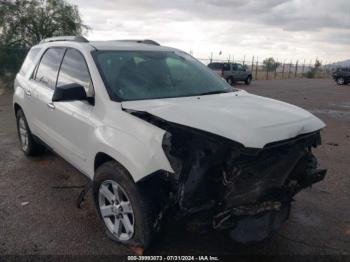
xmin=236 ymin=64 xmax=245 ymax=71
xmin=35 ymin=48 xmax=65 ymax=89
xmin=94 ymin=51 xmax=232 ymax=101
xmin=57 ymin=49 xmax=93 ymax=95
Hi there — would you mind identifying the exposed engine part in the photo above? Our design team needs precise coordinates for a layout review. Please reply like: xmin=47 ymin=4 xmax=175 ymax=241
xmin=128 ymin=110 xmax=327 ymax=243
xmin=229 ymin=203 xmax=291 ymax=243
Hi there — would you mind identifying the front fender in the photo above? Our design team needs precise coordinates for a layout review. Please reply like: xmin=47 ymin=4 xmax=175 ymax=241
xmin=91 ymin=125 xmax=173 ymax=181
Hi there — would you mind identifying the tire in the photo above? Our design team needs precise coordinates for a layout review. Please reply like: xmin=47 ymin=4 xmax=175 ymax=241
xmin=93 ymin=161 xmax=155 ymax=249
xmin=227 ymin=77 xmax=234 ymax=86
xmin=245 ymin=76 xmax=252 ymax=85
xmin=336 ymin=77 xmax=345 ymax=85
xmin=16 ymin=109 xmax=45 ymax=156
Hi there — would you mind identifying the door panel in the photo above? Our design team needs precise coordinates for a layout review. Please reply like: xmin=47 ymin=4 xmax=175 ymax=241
xmin=30 ymin=81 xmax=57 ymax=145
xmin=47 ymin=48 xmax=95 ymax=173
xmin=52 ymin=102 xmax=94 ymax=172
xmin=29 ymin=47 xmax=66 ymax=144
xmin=231 ymin=64 xmax=240 ymax=80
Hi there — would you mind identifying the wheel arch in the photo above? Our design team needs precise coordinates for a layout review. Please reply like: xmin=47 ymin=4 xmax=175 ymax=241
xmin=94 ymin=152 xmax=135 ymax=182
xmin=14 ymin=103 xmax=22 ymax=115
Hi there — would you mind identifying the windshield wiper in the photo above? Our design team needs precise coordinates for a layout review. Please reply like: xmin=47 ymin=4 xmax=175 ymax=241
xmin=196 ymin=90 xmax=231 ymax=96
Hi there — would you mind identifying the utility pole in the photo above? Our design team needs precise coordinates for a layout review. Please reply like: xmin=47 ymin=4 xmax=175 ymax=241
xmin=288 ymin=60 xmax=292 ymax=78
xmin=274 ymin=58 xmax=278 ymax=79
xmin=255 ymin=57 xmax=259 ymax=80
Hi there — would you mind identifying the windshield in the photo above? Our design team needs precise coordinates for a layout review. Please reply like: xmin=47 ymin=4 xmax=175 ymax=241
xmin=93 ymin=50 xmax=233 ymax=101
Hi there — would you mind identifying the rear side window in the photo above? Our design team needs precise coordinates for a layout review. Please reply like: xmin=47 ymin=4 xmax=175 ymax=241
xmin=19 ymin=48 xmax=41 ymax=75
xmin=208 ymin=63 xmax=222 ymax=70
xmin=223 ymin=63 xmax=230 ymax=71
xmin=35 ymin=48 xmax=65 ymax=89
xmin=57 ymin=49 xmax=92 ymax=94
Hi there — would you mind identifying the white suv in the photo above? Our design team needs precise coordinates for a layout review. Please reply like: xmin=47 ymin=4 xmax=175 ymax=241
xmin=13 ymin=36 xmax=327 ymax=249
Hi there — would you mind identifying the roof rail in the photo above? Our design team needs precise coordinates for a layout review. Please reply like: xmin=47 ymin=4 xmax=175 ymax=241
xmin=40 ymin=36 xmax=89 ymax=44
xmin=111 ymin=39 xmax=160 ymax=46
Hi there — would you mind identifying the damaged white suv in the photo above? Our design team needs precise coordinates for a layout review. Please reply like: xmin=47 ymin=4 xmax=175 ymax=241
xmin=13 ymin=36 xmax=327 ymax=249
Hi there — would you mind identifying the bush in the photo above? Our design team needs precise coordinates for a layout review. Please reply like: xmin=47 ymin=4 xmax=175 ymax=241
xmin=304 ymin=71 xmax=315 ymax=78
xmin=0 ymin=73 xmax=15 ymax=90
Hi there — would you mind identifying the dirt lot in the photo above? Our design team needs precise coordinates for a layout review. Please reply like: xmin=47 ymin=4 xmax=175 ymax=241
xmin=0 ymin=79 xmax=349 ymax=256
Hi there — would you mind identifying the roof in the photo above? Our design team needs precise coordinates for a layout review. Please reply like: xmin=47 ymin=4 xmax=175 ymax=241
xmin=89 ymin=40 xmax=176 ymax=52
xmin=34 ymin=37 xmax=180 ymax=53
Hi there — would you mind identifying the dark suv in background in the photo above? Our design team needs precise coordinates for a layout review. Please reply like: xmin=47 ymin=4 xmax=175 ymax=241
xmin=208 ymin=62 xmax=252 ymax=85
xmin=332 ymin=68 xmax=350 ymax=85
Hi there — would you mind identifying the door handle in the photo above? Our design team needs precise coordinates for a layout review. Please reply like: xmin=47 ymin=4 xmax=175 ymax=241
xmin=24 ymin=89 xmax=31 ymax=96
xmin=47 ymin=102 xmax=55 ymax=110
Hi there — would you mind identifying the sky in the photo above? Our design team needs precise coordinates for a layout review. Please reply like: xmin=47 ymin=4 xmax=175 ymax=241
xmin=67 ymin=0 xmax=350 ymax=63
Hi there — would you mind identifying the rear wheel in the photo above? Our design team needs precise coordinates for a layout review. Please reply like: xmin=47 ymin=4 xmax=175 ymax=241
xmin=336 ymin=77 xmax=345 ymax=85
xmin=16 ymin=109 xmax=45 ymax=156
xmin=93 ymin=161 xmax=155 ymax=248
xmin=245 ymin=76 xmax=252 ymax=85
xmin=227 ymin=77 xmax=234 ymax=86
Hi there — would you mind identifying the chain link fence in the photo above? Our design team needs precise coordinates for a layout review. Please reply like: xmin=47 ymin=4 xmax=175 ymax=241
xmin=196 ymin=57 xmax=338 ymax=80
xmin=0 ymin=48 xmax=28 ymax=88
xmin=0 ymin=48 xmax=28 ymax=75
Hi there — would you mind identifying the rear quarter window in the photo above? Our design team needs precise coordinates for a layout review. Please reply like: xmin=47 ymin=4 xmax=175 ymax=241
xmin=19 ymin=48 xmax=41 ymax=76
xmin=208 ymin=63 xmax=223 ymax=70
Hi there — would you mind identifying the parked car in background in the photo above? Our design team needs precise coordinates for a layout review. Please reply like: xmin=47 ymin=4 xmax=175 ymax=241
xmin=208 ymin=62 xmax=252 ymax=85
xmin=332 ymin=68 xmax=350 ymax=85
xmin=13 ymin=36 xmax=326 ymax=250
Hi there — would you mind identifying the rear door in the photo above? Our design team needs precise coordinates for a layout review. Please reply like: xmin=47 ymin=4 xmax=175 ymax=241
xmin=236 ymin=64 xmax=247 ymax=80
xmin=30 ymin=47 xmax=66 ymax=145
xmin=14 ymin=47 xmax=41 ymax=133
xmin=231 ymin=63 xmax=240 ymax=80
xmin=222 ymin=63 xmax=231 ymax=79
xmin=208 ymin=63 xmax=223 ymax=77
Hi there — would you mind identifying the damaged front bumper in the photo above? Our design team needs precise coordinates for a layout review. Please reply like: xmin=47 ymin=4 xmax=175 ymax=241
xmin=131 ymin=111 xmax=326 ymax=243
xmin=165 ymin=129 xmax=326 ymax=242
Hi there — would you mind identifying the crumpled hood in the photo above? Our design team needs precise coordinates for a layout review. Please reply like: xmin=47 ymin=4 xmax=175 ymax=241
xmin=122 ymin=90 xmax=325 ymax=148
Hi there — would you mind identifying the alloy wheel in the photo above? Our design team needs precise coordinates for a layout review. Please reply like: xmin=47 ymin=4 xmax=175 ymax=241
xmin=337 ymin=77 xmax=345 ymax=85
xmin=18 ymin=117 xmax=29 ymax=151
xmin=98 ymin=180 xmax=135 ymax=241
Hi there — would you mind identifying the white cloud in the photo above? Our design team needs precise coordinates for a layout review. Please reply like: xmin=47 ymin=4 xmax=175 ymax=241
xmin=68 ymin=0 xmax=350 ymax=62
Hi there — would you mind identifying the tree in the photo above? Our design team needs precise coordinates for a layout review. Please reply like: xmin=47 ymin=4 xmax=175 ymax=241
xmin=262 ymin=57 xmax=280 ymax=71
xmin=0 ymin=0 xmax=89 ymax=48
xmin=305 ymin=59 xmax=322 ymax=78
xmin=314 ymin=59 xmax=322 ymax=71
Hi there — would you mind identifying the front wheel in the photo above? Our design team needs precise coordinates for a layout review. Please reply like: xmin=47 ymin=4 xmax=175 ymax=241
xmin=93 ymin=161 xmax=155 ymax=249
xmin=245 ymin=76 xmax=252 ymax=85
xmin=336 ymin=77 xmax=345 ymax=85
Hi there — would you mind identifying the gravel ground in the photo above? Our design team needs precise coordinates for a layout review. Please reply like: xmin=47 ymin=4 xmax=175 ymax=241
xmin=0 ymin=79 xmax=349 ymax=256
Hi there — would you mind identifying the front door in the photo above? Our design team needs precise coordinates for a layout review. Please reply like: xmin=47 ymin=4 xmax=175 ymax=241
xmin=46 ymin=48 xmax=95 ymax=174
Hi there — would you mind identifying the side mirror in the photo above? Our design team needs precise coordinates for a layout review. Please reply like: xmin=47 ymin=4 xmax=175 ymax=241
xmin=52 ymin=83 xmax=87 ymax=102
